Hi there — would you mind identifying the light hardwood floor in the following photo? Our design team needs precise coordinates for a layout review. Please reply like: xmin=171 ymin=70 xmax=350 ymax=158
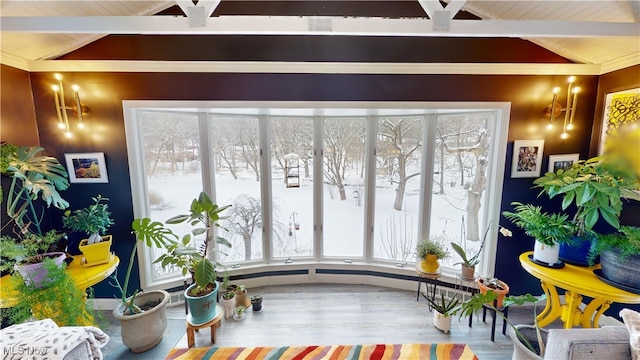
xmin=164 ymin=283 xmax=534 ymax=359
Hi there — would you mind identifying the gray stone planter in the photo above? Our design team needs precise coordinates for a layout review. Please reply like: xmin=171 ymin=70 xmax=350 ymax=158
xmin=600 ymin=247 xmax=640 ymax=292
xmin=112 ymin=290 xmax=170 ymax=353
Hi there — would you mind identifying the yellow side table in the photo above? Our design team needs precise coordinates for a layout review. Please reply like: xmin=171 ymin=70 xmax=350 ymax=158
xmin=519 ymin=251 xmax=640 ymax=329
xmin=0 ymin=254 xmax=120 ymax=324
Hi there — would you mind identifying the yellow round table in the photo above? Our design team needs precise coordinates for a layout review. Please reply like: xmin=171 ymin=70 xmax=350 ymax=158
xmin=519 ymin=251 xmax=640 ymax=328
xmin=0 ymin=254 xmax=120 ymax=324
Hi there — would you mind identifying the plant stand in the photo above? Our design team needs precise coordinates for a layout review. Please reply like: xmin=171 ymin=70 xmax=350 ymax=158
xmin=186 ymin=305 xmax=223 ymax=348
xmin=468 ymin=300 xmax=510 ymax=341
xmin=415 ymin=263 xmax=441 ymax=310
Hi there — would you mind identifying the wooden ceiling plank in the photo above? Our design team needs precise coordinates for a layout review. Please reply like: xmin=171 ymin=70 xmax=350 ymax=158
xmin=1 ymin=16 xmax=638 ymax=38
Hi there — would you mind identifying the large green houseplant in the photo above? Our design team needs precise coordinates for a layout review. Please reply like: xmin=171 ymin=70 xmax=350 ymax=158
xmin=533 ymin=156 xmax=640 ymax=265
xmin=502 ymin=202 xmax=576 ymax=266
xmin=0 ymin=143 xmax=69 ymax=287
xmin=110 ymin=218 xmax=174 ymax=353
xmin=456 ymin=290 xmax=546 ymax=358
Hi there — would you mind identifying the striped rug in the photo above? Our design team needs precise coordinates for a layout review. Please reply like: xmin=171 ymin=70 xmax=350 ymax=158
xmin=165 ymin=343 xmax=478 ymax=360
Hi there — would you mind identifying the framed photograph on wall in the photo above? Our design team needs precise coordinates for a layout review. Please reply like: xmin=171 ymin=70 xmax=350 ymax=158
xmin=548 ymin=153 xmax=580 ymax=173
xmin=511 ymin=140 xmax=545 ymax=178
xmin=65 ymin=152 xmax=109 ymax=183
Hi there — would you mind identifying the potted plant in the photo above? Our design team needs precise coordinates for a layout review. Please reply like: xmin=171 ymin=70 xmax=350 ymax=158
xmin=533 ymin=156 xmax=640 ymax=265
xmin=8 ymin=258 xmax=92 ymax=326
xmin=425 ymin=293 xmax=459 ymax=333
xmin=503 ymin=202 xmax=576 ymax=266
xmin=110 ymin=218 xmax=174 ymax=353
xmin=477 ymin=277 xmax=510 ymax=308
xmin=156 ymin=192 xmax=231 ymax=326
xmin=0 ymin=231 xmax=67 ymax=287
xmin=589 ymin=226 xmax=640 ymax=292
xmin=250 ymin=294 xmax=263 ymax=312
xmin=235 ymin=285 xmax=250 ymax=308
xmin=233 ymin=305 xmax=246 ymax=320
xmin=62 ymin=195 xmax=115 ymax=266
xmin=456 ymin=291 xmax=546 ymax=359
xmin=0 ymin=144 xmax=69 ymax=285
xmin=220 ymin=290 xmax=237 ymax=319
xmin=451 ymin=220 xmax=513 ymax=279
xmin=1 ymin=143 xmax=69 ymax=236
xmin=416 ymin=238 xmax=448 ymax=273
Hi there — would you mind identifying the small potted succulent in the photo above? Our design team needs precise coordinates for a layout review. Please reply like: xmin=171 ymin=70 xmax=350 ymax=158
xmin=250 ymin=295 xmax=263 ymax=312
xmin=416 ymin=238 xmax=448 ymax=273
xmin=476 ymin=277 xmax=510 ymax=308
xmin=63 ymin=195 xmax=114 ymax=266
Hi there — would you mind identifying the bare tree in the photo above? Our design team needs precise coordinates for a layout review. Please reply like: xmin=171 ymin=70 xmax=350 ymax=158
xmin=271 ymin=117 xmax=313 ymax=179
xmin=437 ymin=114 xmax=492 ymax=241
xmin=224 ymin=194 xmax=262 ymax=261
xmin=323 ymin=118 xmax=365 ymax=200
xmin=378 ymin=210 xmax=414 ymax=262
xmin=378 ymin=116 xmax=423 ymax=211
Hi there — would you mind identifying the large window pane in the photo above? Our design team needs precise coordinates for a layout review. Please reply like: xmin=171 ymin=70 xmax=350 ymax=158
xmin=431 ymin=112 xmax=494 ymax=269
xmin=373 ymin=116 xmax=424 ymax=262
xmin=270 ymin=116 xmax=314 ymax=258
xmin=211 ymin=115 xmax=264 ymax=263
xmin=140 ymin=111 xmax=202 ymax=279
xmin=322 ymin=117 xmax=367 ymax=258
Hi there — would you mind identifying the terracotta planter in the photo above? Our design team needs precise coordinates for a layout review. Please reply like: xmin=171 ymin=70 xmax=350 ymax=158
xmin=78 ymin=235 xmax=112 ymax=266
xmin=420 ymin=254 xmax=440 ymax=273
xmin=477 ymin=278 xmax=509 ymax=308
xmin=113 ymin=290 xmax=170 ymax=353
xmin=461 ymin=264 xmax=476 ymax=279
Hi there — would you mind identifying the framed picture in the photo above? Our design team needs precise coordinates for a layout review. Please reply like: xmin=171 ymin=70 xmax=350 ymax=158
xmin=65 ymin=152 xmax=109 ymax=183
xmin=598 ymin=87 xmax=640 ymax=178
xmin=548 ymin=153 xmax=580 ymax=173
xmin=511 ymin=140 xmax=545 ymax=178
xmin=599 ymin=87 xmax=640 ymax=155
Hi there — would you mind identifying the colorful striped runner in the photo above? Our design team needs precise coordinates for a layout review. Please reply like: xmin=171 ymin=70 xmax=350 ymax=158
xmin=165 ymin=343 xmax=478 ymax=360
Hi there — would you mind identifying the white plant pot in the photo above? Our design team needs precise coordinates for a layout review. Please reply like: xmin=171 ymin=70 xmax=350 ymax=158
xmin=433 ymin=311 xmax=452 ymax=333
xmin=533 ymin=240 xmax=559 ymax=266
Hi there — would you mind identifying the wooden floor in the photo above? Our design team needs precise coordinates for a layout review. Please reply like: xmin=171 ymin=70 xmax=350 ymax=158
xmin=164 ymin=283 xmax=536 ymax=359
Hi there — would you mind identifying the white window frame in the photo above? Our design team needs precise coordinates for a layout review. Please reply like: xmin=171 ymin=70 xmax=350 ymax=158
xmin=123 ymin=101 xmax=510 ymax=291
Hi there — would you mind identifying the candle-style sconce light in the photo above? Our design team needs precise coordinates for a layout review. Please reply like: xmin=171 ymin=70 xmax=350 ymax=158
xmin=545 ymin=76 xmax=580 ymax=140
xmin=52 ymin=73 xmax=89 ymax=138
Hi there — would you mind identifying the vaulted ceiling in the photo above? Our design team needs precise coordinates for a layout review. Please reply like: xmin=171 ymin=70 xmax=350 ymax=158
xmin=1 ymin=1 xmax=638 ymax=74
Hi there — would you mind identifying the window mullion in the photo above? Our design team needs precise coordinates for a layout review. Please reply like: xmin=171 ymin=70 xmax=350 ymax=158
xmin=314 ymin=116 xmax=323 ymax=260
xmin=363 ymin=115 xmax=377 ymax=262
xmin=419 ymin=114 xmax=437 ymax=242
xmin=259 ymin=114 xmax=273 ymax=263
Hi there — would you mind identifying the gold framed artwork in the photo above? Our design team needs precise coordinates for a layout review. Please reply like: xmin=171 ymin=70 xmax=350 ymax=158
xmin=599 ymin=87 xmax=640 ymax=177
xmin=511 ymin=140 xmax=545 ymax=178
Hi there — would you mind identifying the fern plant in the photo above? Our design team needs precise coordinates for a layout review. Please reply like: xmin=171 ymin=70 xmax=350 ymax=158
xmin=502 ymin=202 xmax=576 ymax=246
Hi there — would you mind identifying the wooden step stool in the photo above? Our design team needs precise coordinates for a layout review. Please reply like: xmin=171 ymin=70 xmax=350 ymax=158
xmin=186 ymin=305 xmax=223 ymax=348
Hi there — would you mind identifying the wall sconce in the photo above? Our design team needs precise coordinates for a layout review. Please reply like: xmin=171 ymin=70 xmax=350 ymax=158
xmin=545 ymin=76 xmax=580 ymax=140
xmin=52 ymin=74 xmax=88 ymax=138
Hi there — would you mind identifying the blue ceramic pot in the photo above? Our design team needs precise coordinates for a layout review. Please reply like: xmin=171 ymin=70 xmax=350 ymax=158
xmin=559 ymin=235 xmax=596 ymax=266
xmin=184 ymin=281 xmax=219 ymax=326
